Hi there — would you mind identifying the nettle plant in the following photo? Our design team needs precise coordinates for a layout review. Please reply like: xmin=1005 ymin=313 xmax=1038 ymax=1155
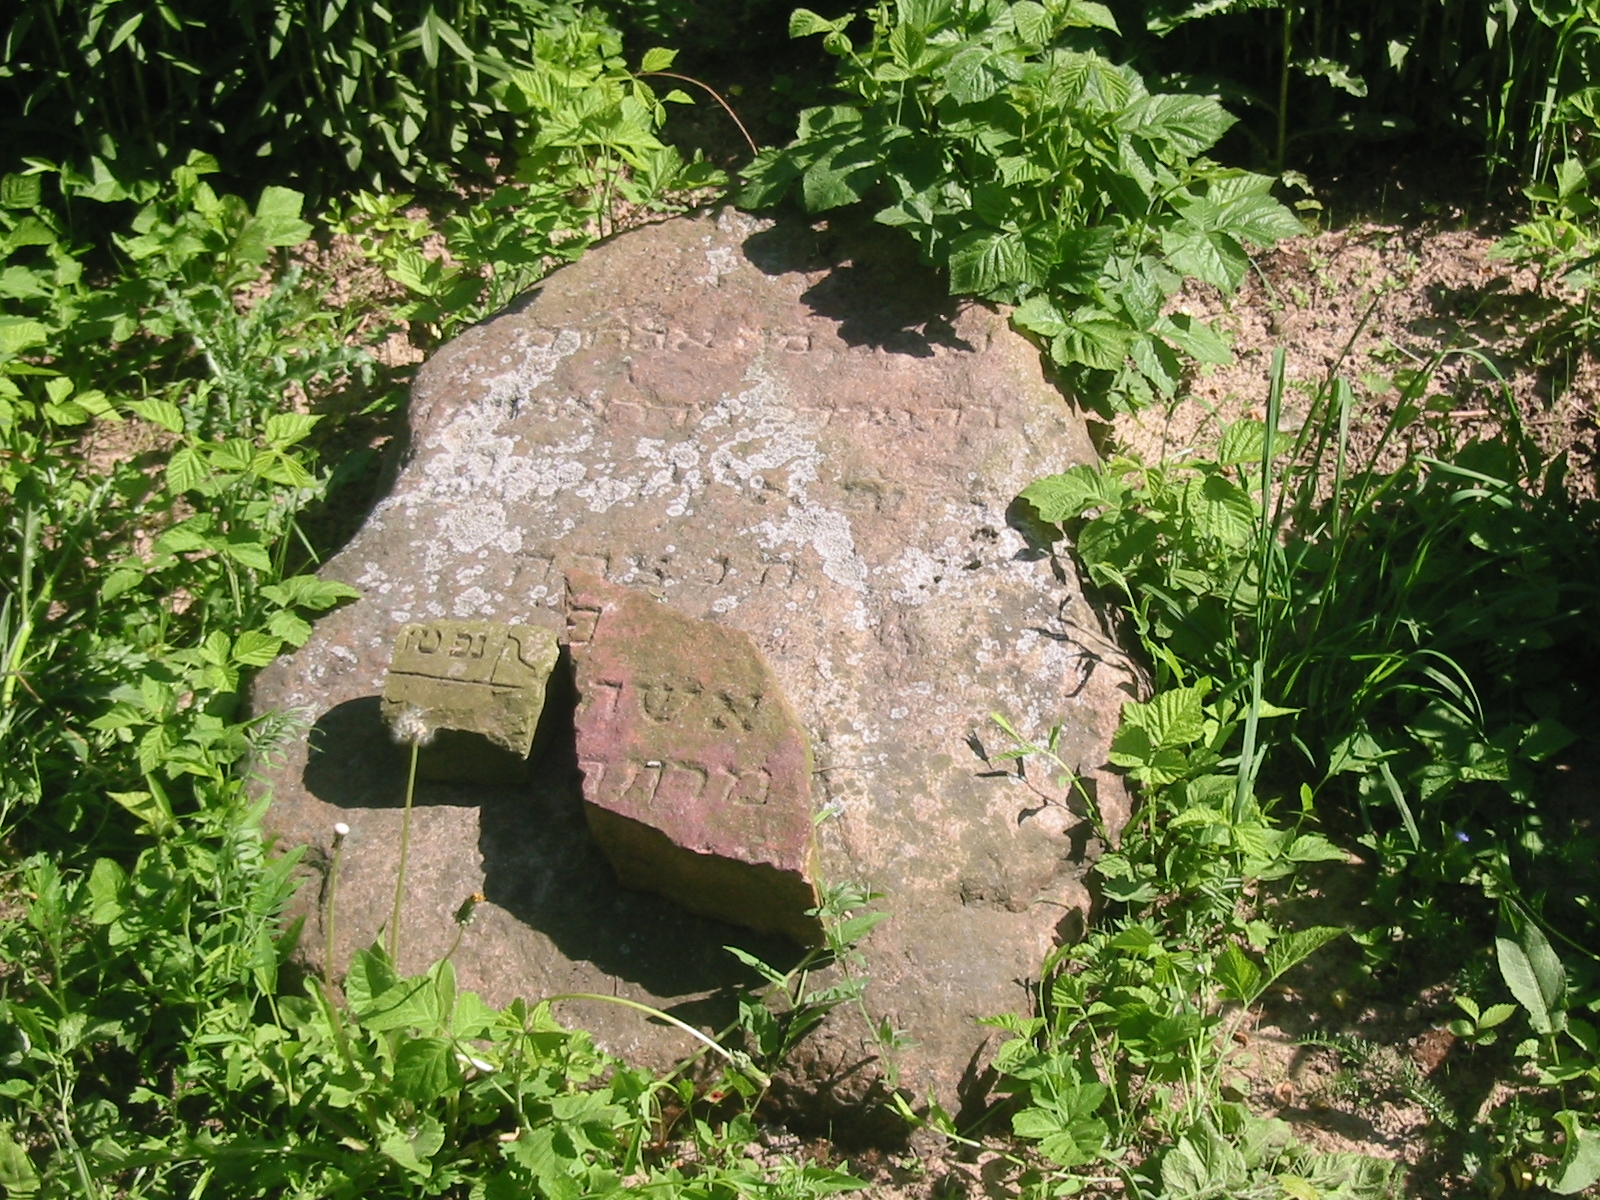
xmin=739 ymin=0 xmax=1305 ymax=410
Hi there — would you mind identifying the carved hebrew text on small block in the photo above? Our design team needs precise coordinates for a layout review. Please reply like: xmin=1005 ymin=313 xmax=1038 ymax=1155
xmin=617 ymin=760 xmax=663 ymax=807
xmin=729 ymin=767 xmax=772 ymax=806
xmin=383 ymin=620 xmax=560 ymax=763
xmin=591 ymin=679 xmax=624 ymax=718
xmin=566 ymin=604 xmax=603 ymax=646
xmin=657 ymin=761 xmax=710 ymax=808
xmin=713 ymin=691 xmax=763 ymax=734
xmin=640 ymin=680 xmax=705 ymax=723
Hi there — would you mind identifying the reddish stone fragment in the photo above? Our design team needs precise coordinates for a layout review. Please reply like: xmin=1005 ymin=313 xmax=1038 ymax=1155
xmin=567 ymin=572 xmax=821 ymax=944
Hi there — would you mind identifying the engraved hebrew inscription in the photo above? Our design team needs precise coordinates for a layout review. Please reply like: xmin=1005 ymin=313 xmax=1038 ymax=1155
xmin=381 ymin=619 xmax=560 ymax=759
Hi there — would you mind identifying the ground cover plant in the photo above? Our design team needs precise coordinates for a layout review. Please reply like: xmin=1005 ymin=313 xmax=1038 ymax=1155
xmin=982 ymin=353 xmax=1600 ymax=1194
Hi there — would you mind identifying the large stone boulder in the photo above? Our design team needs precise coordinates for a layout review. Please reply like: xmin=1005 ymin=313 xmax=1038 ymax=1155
xmin=254 ymin=209 xmax=1140 ymax=1122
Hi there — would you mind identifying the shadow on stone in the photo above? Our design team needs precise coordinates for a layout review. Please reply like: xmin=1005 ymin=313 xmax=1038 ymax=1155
xmin=741 ymin=216 xmax=973 ymax=357
xmin=302 ymin=666 xmax=806 ymax=998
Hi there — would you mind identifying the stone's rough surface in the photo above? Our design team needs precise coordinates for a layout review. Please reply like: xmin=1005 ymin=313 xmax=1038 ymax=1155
xmin=381 ymin=620 xmax=560 ymax=781
xmin=566 ymin=573 xmax=821 ymax=944
xmin=253 ymin=209 xmax=1141 ymax=1114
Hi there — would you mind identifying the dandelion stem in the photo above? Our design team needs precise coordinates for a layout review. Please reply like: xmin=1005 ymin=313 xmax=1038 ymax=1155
xmin=388 ymin=740 xmax=420 ymax=964
xmin=324 ymin=824 xmax=348 ymax=984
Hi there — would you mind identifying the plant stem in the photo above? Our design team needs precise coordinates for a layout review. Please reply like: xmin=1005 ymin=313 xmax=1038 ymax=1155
xmin=387 ymin=739 xmax=420 ymax=964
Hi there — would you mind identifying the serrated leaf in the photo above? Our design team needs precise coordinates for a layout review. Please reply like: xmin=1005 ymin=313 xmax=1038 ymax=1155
xmin=393 ymin=1036 xmax=459 ymax=1102
xmin=1216 ymin=944 xmax=1264 ymax=1003
xmin=0 ymin=1123 xmax=39 ymax=1195
xmin=1052 ymin=314 xmax=1134 ymax=371
xmin=1123 ymin=681 xmax=1208 ymax=748
xmin=1012 ymin=1 xmax=1053 ymax=45
xmin=1286 ymin=834 xmax=1347 ymax=863
xmin=231 ymin=630 xmax=283 ymax=667
xmin=1497 ymin=909 xmax=1567 ymax=1035
xmin=1123 ymin=93 xmax=1235 ymax=157
xmin=943 ymin=46 xmax=1009 ymax=105
xmin=0 ymin=175 xmax=42 ymax=211
xmin=1062 ymin=0 xmax=1120 ymax=31
xmin=165 ymin=446 xmax=208 ymax=494
xmin=948 ymin=228 xmax=1035 ymax=294
xmin=264 ymin=412 xmax=321 ymax=448
xmin=1262 ymin=926 xmax=1344 ymax=990
xmin=1020 ymin=465 xmax=1105 ymax=522
xmin=640 ymin=46 xmax=677 ymax=72
xmin=127 ymin=398 xmax=185 ymax=434
xmin=1162 ymin=226 xmax=1251 ymax=290
xmin=221 ymin=538 xmax=273 ymax=572
xmin=790 ymin=8 xmax=849 ymax=37
xmin=0 ymin=317 xmax=48 ymax=355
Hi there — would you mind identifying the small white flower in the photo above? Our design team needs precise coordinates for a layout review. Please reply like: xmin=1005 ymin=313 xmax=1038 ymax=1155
xmin=332 ymin=822 xmax=350 ymax=840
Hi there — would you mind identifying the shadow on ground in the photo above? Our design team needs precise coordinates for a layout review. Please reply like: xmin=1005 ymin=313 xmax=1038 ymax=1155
xmin=300 ymin=662 xmax=804 ymax=998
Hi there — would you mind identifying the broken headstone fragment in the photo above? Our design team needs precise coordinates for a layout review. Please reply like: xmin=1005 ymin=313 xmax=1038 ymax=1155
xmin=567 ymin=572 xmax=823 ymax=945
xmin=381 ymin=619 xmax=560 ymax=783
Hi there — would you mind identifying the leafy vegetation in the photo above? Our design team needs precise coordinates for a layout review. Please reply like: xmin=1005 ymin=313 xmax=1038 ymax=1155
xmin=992 ymin=349 xmax=1600 ymax=1193
xmin=739 ymin=0 xmax=1304 ymax=409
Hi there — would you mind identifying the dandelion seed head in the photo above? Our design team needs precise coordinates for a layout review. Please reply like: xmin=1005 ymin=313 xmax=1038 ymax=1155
xmin=390 ymin=703 xmax=437 ymax=747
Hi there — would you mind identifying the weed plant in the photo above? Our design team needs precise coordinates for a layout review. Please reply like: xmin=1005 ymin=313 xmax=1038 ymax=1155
xmin=984 ymin=349 xmax=1600 ymax=1194
xmin=740 ymin=0 xmax=1305 ymax=411
xmin=0 ymin=85 xmax=867 ymax=1195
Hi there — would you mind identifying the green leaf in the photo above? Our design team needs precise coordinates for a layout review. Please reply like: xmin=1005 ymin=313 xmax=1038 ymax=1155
xmin=1062 ymin=0 xmax=1120 ymax=32
xmin=264 ymin=412 xmax=321 ymax=448
xmin=1497 ymin=908 xmax=1567 ymax=1035
xmin=1013 ymin=294 xmax=1069 ymax=338
xmin=1052 ymin=314 xmax=1134 ymax=371
xmin=949 ymin=228 xmax=1035 ymax=294
xmin=1552 ymin=1111 xmax=1600 ymax=1194
xmin=1012 ymin=1 xmax=1053 ymax=45
xmin=380 ymin=1114 xmax=444 ymax=1177
xmin=393 ymin=1036 xmax=460 ymax=1102
xmin=1020 ymin=465 xmax=1106 ymax=523
xmin=1162 ymin=226 xmax=1250 ymax=290
xmin=221 ymin=537 xmax=273 ymax=572
xmin=1261 ymin=926 xmax=1343 ymax=990
xmin=346 ymin=945 xmax=399 ymax=1011
xmin=943 ymin=46 xmax=1011 ymax=105
xmin=790 ymin=8 xmax=850 ymax=37
xmin=108 ymin=788 xmax=176 ymax=836
xmin=165 ymin=446 xmax=208 ymax=494
xmin=1122 ymin=682 xmax=1209 ymax=749
xmin=1521 ymin=717 xmax=1575 ymax=762
xmin=0 ymin=1123 xmax=39 ymax=1196
xmin=1285 ymin=834 xmax=1347 ymax=863
xmin=0 ymin=175 xmax=42 ymax=211
xmin=363 ymin=977 xmax=443 ymax=1033
xmin=1123 ymin=93 xmax=1234 ymax=157
xmin=127 ymin=399 xmax=185 ymax=434
xmin=261 ymin=576 xmax=361 ymax=610
xmin=0 ymin=318 xmax=48 ymax=355
xmin=640 ymin=47 xmax=677 ymax=72
xmin=1216 ymin=944 xmax=1264 ymax=1003
xmin=231 ymin=630 xmax=283 ymax=667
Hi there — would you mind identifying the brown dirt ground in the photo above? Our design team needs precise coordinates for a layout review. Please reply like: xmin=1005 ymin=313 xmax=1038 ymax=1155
xmin=1112 ymin=218 xmax=1600 ymax=503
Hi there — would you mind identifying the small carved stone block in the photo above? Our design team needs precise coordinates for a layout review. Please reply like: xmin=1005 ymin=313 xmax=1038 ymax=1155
xmin=567 ymin=573 xmax=822 ymax=944
xmin=382 ymin=620 xmax=560 ymax=782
